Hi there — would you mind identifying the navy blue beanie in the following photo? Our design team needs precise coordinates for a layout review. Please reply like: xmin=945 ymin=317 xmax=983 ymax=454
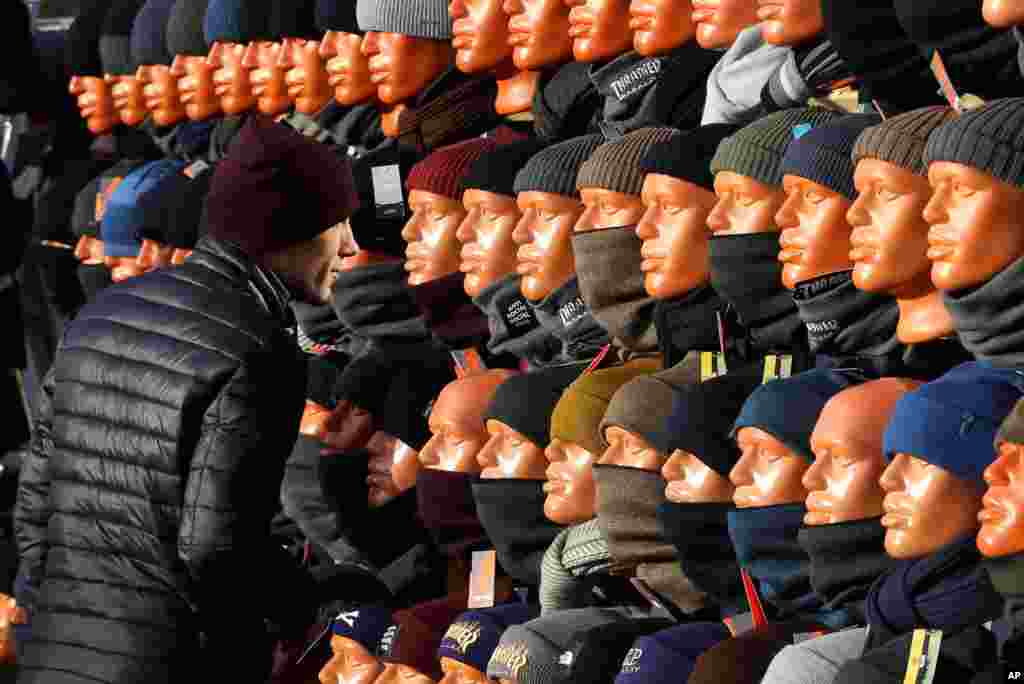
xmin=203 ymin=0 xmax=271 ymax=45
xmin=438 ymin=603 xmax=540 ymax=674
xmin=66 ymin=0 xmax=108 ymax=77
xmin=780 ymin=113 xmax=882 ymax=201
xmin=883 ymin=362 xmax=1024 ymax=487
xmin=316 ymin=0 xmax=362 ymax=34
xmin=101 ymin=159 xmax=188 ymax=257
xmin=131 ymin=0 xmax=177 ymax=67
xmin=614 ymin=623 xmax=731 ymax=684
xmin=331 ymin=603 xmax=395 ymax=650
xmin=732 ymin=368 xmax=860 ymax=462
xmin=268 ymin=0 xmax=320 ymax=41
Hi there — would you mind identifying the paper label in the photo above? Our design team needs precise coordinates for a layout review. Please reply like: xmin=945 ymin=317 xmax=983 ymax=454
xmin=762 ymin=354 xmax=794 ymax=384
xmin=371 ymin=164 xmax=406 ymax=221
xmin=903 ymin=629 xmax=943 ymax=684
xmin=930 ymin=52 xmax=963 ymax=114
xmin=700 ymin=351 xmax=729 ymax=382
xmin=468 ymin=549 xmax=497 ymax=609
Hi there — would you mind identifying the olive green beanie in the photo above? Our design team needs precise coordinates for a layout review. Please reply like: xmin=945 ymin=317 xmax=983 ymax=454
xmin=576 ymin=127 xmax=678 ymax=196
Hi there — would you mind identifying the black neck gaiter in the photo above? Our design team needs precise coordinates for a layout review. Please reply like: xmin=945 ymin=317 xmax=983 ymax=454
xmin=572 ymin=227 xmax=659 ymax=354
xmin=330 ymin=263 xmax=428 ymax=350
xmin=654 ymin=284 xmax=727 ymax=368
xmin=471 ymin=478 xmax=565 ymax=587
xmin=986 ymin=553 xmax=1024 ymax=600
xmin=77 ymin=263 xmax=111 ymax=302
xmin=410 ymin=271 xmax=490 ymax=351
xmin=473 ymin=274 xmax=557 ymax=367
xmin=530 ymin=277 xmax=610 ymax=365
xmin=709 ymin=233 xmax=806 ymax=354
xmin=943 ymin=254 xmax=1024 ymax=368
xmin=415 ymin=469 xmax=488 ymax=560
xmin=657 ymin=501 xmax=745 ymax=617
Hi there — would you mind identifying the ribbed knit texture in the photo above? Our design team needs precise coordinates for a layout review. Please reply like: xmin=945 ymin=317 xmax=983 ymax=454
xmin=268 ymin=0 xmax=319 ymax=40
xmin=203 ymin=0 xmax=271 ymax=45
xmin=780 ymin=113 xmax=882 ymax=200
xmin=483 ymin=365 xmax=582 ymax=449
xmin=710 ymin=108 xmax=843 ymax=187
xmin=356 ymin=0 xmax=452 ymax=40
xmin=576 ymin=127 xmax=676 ymax=195
xmin=852 ymin=106 xmax=958 ymax=176
xmin=406 ymin=137 xmax=498 ymax=201
xmin=130 ymin=0 xmax=177 ymax=67
xmin=316 ymin=0 xmax=361 ymax=34
xmin=100 ymin=0 xmax=143 ymax=75
xmin=639 ymin=124 xmax=740 ymax=192
xmin=923 ymin=98 xmax=1024 ymax=189
xmin=461 ymin=139 xmax=546 ymax=198
xmin=997 ymin=398 xmax=1024 ymax=447
xmin=599 ymin=360 xmax=702 ymax=452
xmin=514 ymin=134 xmax=603 ymax=199
xmin=539 ymin=519 xmax=612 ymax=614
xmin=166 ymin=0 xmax=210 ymax=56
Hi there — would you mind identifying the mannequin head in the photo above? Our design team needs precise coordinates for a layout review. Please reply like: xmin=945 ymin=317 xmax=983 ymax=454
xmin=575 ymin=188 xmax=646 ymax=232
xmin=983 ymin=0 xmax=1024 ymax=28
xmin=375 ymin=664 xmax=437 ymax=684
xmin=565 ymin=0 xmax=635 ymax=63
xmin=505 ymin=0 xmax=574 ymax=70
xmin=241 ymin=40 xmax=292 ymax=116
xmin=74 ymin=236 xmax=106 ymax=265
xmin=755 ymin=0 xmax=824 ymax=47
xmin=457 ymin=190 xmax=523 ymax=297
xmin=136 ymin=239 xmax=175 ymax=271
xmin=367 ymin=430 xmax=421 ymax=508
xmin=319 ymin=401 xmax=377 ymax=452
xmin=543 ymin=438 xmax=598 ymax=524
xmin=70 ymin=76 xmax=120 ymax=135
xmin=692 ymin=0 xmax=760 ymax=49
xmin=979 ymin=442 xmax=1024 ymax=558
xmin=775 ymin=175 xmax=854 ymax=289
xmin=637 ymin=174 xmax=716 ymax=298
xmin=804 ymin=378 xmax=920 ymax=526
xmin=207 ymin=41 xmax=256 ymax=114
xmin=361 ymin=32 xmax=455 ymax=105
xmin=707 ymin=171 xmax=785 ymax=235
xmin=419 ymin=371 xmax=517 ymax=473
xmin=628 ymin=0 xmax=697 ymax=57
xmin=662 ymin=450 xmax=735 ymax=503
xmin=512 ymin=192 xmax=582 ymax=301
xmin=731 ymin=427 xmax=810 ymax=508
xmin=403 ymin=190 xmax=468 ymax=286
xmin=599 ymin=426 xmax=666 ymax=470
xmin=105 ymin=255 xmax=149 ymax=283
xmin=108 ymin=75 xmax=148 ymax=126
xmin=477 ymin=420 xmax=549 ymax=479
xmin=280 ymin=37 xmax=332 ymax=115
xmin=170 ymin=55 xmax=221 ymax=120
xmin=320 ymin=635 xmax=384 ymax=684
xmin=321 ymin=31 xmax=377 ymax=105
xmin=136 ymin=64 xmax=187 ymax=127
xmin=450 ymin=0 xmax=515 ymax=74
xmin=439 ymin=657 xmax=488 ymax=684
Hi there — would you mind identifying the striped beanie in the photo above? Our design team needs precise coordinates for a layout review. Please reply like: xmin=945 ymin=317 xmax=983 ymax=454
xmin=356 ymin=0 xmax=452 ymax=40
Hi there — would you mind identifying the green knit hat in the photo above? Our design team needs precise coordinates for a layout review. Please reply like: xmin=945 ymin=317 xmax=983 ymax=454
xmin=852 ymin=105 xmax=958 ymax=177
xmin=710 ymin=108 xmax=843 ymax=187
xmin=576 ymin=128 xmax=678 ymax=196
xmin=923 ymin=98 xmax=1024 ymax=189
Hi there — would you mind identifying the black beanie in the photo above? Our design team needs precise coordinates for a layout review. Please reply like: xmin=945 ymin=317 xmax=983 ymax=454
xmin=316 ymin=0 xmax=362 ymax=34
xmin=532 ymin=62 xmax=602 ymax=144
xmin=461 ymin=139 xmax=547 ymax=198
xmin=66 ymin=0 xmax=108 ymax=77
xmin=374 ymin=348 xmax=457 ymax=451
xmin=131 ymin=0 xmax=177 ymax=68
xmin=923 ymin=98 xmax=1024 ymax=189
xmin=100 ymin=0 xmax=144 ymax=76
xmin=166 ymin=0 xmax=211 ymax=57
xmin=639 ymin=124 xmax=741 ymax=193
xmin=482 ymin=364 xmax=585 ymax=449
xmin=513 ymin=134 xmax=604 ymax=199
xmin=268 ymin=0 xmax=320 ymax=41
xmin=136 ymin=166 xmax=212 ymax=249
xmin=349 ymin=140 xmax=420 ymax=257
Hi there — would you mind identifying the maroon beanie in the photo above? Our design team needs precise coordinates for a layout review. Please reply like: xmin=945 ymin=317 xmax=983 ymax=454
xmin=378 ymin=592 xmax=470 ymax=680
xmin=406 ymin=137 xmax=499 ymax=202
xmin=205 ymin=115 xmax=358 ymax=257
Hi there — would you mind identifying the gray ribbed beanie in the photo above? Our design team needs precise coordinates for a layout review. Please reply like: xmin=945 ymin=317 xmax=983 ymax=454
xmin=852 ymin=106 xmax=958 ymax=177
xmin=514 ymin=134 xmax=604 ymax=199
xmin=710 ymin=108 xmax=844 ymax=187
xmin=923 ymin=98 xmax=1024 ymax=189
xmin=356 ymin=0 xmax=452 ymax=40
xmin=576 ymin=127 xmax=678 ymax=196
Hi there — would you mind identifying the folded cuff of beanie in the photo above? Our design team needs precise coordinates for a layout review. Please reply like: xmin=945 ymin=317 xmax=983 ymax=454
xmin=710 ymin=136 xmax=785 ymax=188
xmin=356 ymin=0 xmax=452 ymax=40
xmin=780 ymin=146 xmax=857 ymax=200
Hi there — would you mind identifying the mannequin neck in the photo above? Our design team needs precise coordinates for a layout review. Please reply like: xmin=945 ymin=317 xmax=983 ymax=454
xmin=493 ymin=62 xmax=540 ymax=116
xmin=380 ymin=102 xmax=411 ymax=137
xmin=896 ymin=289 xmax=956 ymax=344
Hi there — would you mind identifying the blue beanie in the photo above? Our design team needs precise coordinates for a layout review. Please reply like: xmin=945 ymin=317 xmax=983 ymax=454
xmin=883 ymin=362 xmax=1024 ymax=487
xmin=614 ymin=623 xmax=731 ymax=684
xmin=438 ymin=603 xmax=540 ymax=674
xmin=732 ymin=368 xmax=860 ymax=462
xmin=131 ymin=0 xmax=177 ymax=67
xmin=780 ymin=113 xmax=882 ymax=201
xmin=101 ymin=159 xmax=188 ymax=257
xmin=316 ymin=0 xmax=361 ymax=34
xmin=203 ymin=0 xmax=271 ymax=45
xmin=331 ymin=603 xmax=395 ymax=651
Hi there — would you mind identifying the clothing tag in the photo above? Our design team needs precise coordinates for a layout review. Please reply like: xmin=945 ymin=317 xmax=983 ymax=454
xmin=468 ymin=549 xmax=497 ymax=609
xmin=741 ymin=569 xmax=769 ymax=629
xmin=584 ymin=344 xmax=614 ymax=374
xmin=930 ymin=51 xmax=963 ymax=114
xmin=700 ymin=351 xmax=729 ymax=382
xmin=371 ymin=164 xmax=406 ymax=221
xmin=792 ymin=123 xmax=813 ymax=140
xmin=903 ymin=629 xmax=943 ymax=684
xmin=723 ymin=612 xmax=756 ymax=637
xmin=183 ymin=159 xmax=209 ymax=179
xmin=761 ymin=354 xmax=794 ymax=383
xmin=793 ymin=631 xmax=829 ymax=644
xmin=95 ymin=177 xmax=123 ymax=221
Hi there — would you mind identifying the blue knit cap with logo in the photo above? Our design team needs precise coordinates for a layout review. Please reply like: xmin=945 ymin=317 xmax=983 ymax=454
xmin=437 ymin=603 xmax=540 ymax=674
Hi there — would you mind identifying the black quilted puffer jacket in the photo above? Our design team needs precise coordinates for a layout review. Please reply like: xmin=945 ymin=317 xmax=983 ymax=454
xmin=13 ymin=237 xmax=308 ymax=683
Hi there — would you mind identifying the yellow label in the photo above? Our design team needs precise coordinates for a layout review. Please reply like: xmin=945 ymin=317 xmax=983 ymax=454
xmin=903 ymin=629 xmax=943 ymax=684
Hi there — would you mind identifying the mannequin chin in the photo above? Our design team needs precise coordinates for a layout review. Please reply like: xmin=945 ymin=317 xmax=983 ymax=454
xmin=136 ymin=239 xmax=175 ymax=271
xmin=755 ymin=0 xmax=824 ymax=47
xmin=804 ymin=379 xmax=921 ymax=526
xmin=207 ymin=41 xmax=256 ymax=115
xmin=983 ymin=0 xmax=1024 ymax=28
xmin=457 ymin=190 xmax=523 ymax=298
xmin=731 ymin=427 xmax=810 ymax=508
xmin=438 ymin=658 xmax=488 ymax=684
xmin=565 ymin=0 xmax=635 ymax=63
xmin=708 ymin=171 xmax=786 ymax=235
xmin=512 ymin=191 xmax=582 ymax=302
xmin=403 ymin=190 xmax=467 ymax=286
xmin=107 ymin=75 xmax=147 ymax=127
xmin=599 ymin=426 xmax=668 ymax=471
xmin=320 ymin=635 xmax=385 ymax=684
xmin=576 ymin=189 xmax=646 ymax=232
xmin=70 ymin=76 xmax=119 ymax=135
xmin=629 ymin=0 xmax=697 ymax=56
xmin=543 ymin=438 xmax=598 ymax=523
xmin=136 ymin=64 xmax=187 ymax=128
xmin=924 ymin=161 xmax=1024 ymax=293
xmin=170 ymin=55 xmax=221 ymax=121
xmin=280 ymin=37 xmax=332 ymax=115
xmin=243 ymin=41 xmax=294 ymax=117
xmin=662 ymin=450 xmax=735 ymax=503
xmin=477 ymin=420 xmax=548 ymax=479
xmin=451 ymin=0 xmax=515 ymax=74
xmin=637 ymin=173 xmax=716 ymax=299
xmin=367 ymin=431 xmax=421 ymax=508
xmin=361 ymin=31 xmax=455 ymax=125
xmin=321 ymin=31 xmax=378 ymax=106
xmin=74 ymin=236 xmax=106 ymax=265
xmin=880 ymin=452 xmax=986 ymax=560
xmin=506 ymin=0 xmax=574 ymax=70
xmin=978 ymin=442 xmax=1024 ymax=558
xmin=105 ymin=256 xmax=148 ymax=283
xmin=776 ymin=175 xmax=854 ymax=290
xmin=692 ymin=0 xmax=760 ymax=49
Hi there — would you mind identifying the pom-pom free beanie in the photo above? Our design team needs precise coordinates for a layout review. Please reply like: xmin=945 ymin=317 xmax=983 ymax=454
xmin=483 ymin=364 xmax=584 ymax=449
xmin=996 ymin=397 xmax=1024 ymax=447
xmin=100 ymin=0 xmax=144 ymax=76
xmin=614 ymin=623 xmax=732 ymax=684
xmin=406 ymin=137 xmax=500 ymax=202
xmin=710 ymin=108 xmax=844 ymax=188
xmin=462 ymin=139 xmax=547 ymax=198
xmin=599 ymin=360 xmax=701 ymax=454
xmin=438 ymin=603 xmax=540 ymax=674
xmin=331 ymin=603 xmax=395 ymax=650
xmin=852 ymin=106 xmax=958 ymax=176
xmin=356 ymin=0 xmax=453 ymax=40
xmin=102 ymin=159 xmax=189 ymax=257
xmin=576 ymin=127 xmax=678 ymax=197
xmin=268 ymin=0 xmax=320 ymax=41
xmin=883 ymin=362 xmax=1024 ymax=487
xmin=513 ymin=134 xmax=603 ymax=199
xmin=379 ymin=594 xmax=470 ymax=680
xmin=203 ymin=0 xmax=271 ymax=45
xmin=923 ymin=98 xmax=1024 ymax=189
xmin=166 ymin=0 xmax=211 ymax=57
xmin=780 ymin=113 xmax=882 ymax=201
xmin=639 ymin=124 xmax=741 ymax=192
xmin=131 ymin=0 xmax=177 ymax=67
xmin=135 ymin=165 xmax=212 ymax=249
xmin=66 ymin=0 xmax=108 ymax=76
xmin=316 ymin=0 xmax=362 ymax=34
xmin=205 ymin=115 xmax=358 ymax=257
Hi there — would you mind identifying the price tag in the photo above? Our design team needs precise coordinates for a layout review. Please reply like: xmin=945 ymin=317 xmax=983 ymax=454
xmin=762 ymin=354 xmax=794 ymax=384
xmin=930 ymin=51 xmax=963 ymax=114
xmin=903 ymin=629 xmax=943 ymax=684
xmin=371 ymin=163 xmax=406 ymax=221
xmin=700 ymin=351 xmax=729 ymax=382
xmin=468 ymin=550 xmax=497 ymax=609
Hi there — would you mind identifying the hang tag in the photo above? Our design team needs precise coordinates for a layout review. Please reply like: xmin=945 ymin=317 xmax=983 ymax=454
xmin=903 ymin=629 xmax=943 ymax=684
xmin=793 ymin=631 xmax=828 ymax=644
xmin=371 ymin=163 xmax=406 ymax=221
xmin=761 ymin=354 xmax=794 ymax=384
xmin=741 ymin=569 xmax=769 ymax=629
xmin=930 ymin=51 xmax=963 ymax=114
xmin=584 ymin=344 xmax=614 ymax=374
xmin=468 ymin=550 xmax=497 ymax=609
xmin=700 ymin=351 xmax=729 ymax=382
xmin=95 ymin=177 xmax=123 ymax=221
xmin=723 ymin=612 xmax=756 ymax=637
xmin=183 ymin=159 xmax=209 ymax=179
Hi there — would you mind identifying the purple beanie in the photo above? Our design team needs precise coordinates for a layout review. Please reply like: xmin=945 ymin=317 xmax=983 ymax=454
xmin=437 ymin=603 xmax=540 ymax=674
xmin=614 ymin=623 xmax=731 ymax=684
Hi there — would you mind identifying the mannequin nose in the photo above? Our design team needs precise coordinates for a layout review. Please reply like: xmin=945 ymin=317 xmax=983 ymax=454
xmin=921 ymin=185 xmax=949 ymax=225
xmin=449 ymin=0 xmax=467 ymax=18
xmin=242 ymin=42 xmax=260 ymax=68
xmin=635 ymin=208 xmax=659 ymax=241
xmin=661 ymin=452 xmax=683 ymax=483
xmin=169 ymin=55 xmax=187 ymax=77
xmin=729 ymin=447 xmax=756 ymax=488
xmin=206 ymin=41 xmax=224 ymax=66
xmin=878 ymin=453 xmax=907 ymax=493
xmin=801 ymin=456 xmax=826 ymax=493
xmin=845 ymin=193 xmax=870 ymax=228
xmin=503 ymin=0 xmax=522 ymax=14
xmin=511 ymin=212 xmax=532 ymax=245
xmin=69 ymin=76 xmax=84 ymax=94
xmin=454 ymin=212 xmax=476 ymax=244
xmin=277 ymin=40 xmax=295 ymax=68
xmin=774 ymin=193 xmax=799 ymax=230
xmin=706 ymin=197 xmax=729 ymax=233
xmin=319 ymin=32 xmax=338 ymax=58
xmin=135 ymin=65 xmax=151 ymax=83
xmin=361 ymin=32 xmax=380 ymax=57
xmin=73 ymin=236 xmax=90 ymax=262
xmin=476 ymin=437 xmax=499 ymax=469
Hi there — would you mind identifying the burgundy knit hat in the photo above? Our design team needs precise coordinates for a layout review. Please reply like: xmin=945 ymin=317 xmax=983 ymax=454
xmin=378 ymin=593 xmax=470 ymax=680
xmin=205 ymin=115 xmax=358 ymax=257
xmin=406 ymin=137 xmax=499 ymax=202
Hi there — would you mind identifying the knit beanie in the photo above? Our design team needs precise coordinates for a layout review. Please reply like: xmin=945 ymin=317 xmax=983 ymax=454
xmin=514 ymin=134 xmax=604 ymax=199
xmin=268 ymin=0 xmax=320 ymax=41
xmin=732 ymin=368 xmax=858 ymax=462
xmin=205 ymin=115 xmax=358 ymax=258
xmin=883 ymin=362 xmax=1024 ymax=487
xmin=203 ymin=0 xmax=271 ymax=45
xmin=72 ymin=176 xmax=103 ymax=240
xmin=533 ymin=62 xmax=602 ymax=144
xmin=462 ymin=139 xmax=547 ymax=198
xmin=406 ymin=138 xmax=500 ymax=202
xmin=331 ymin=602 xmax=395 ymax=650
xmin=687 ymin=621 xmax=832 ymax=684
xmin=780 ymin=113 xmax=882 ymax=201
xmin=710 ymin=108 xmax=844 ymax=188
xmin=997 ymin=397 xmax=1024 ymax=447
xmin=316 ymin=0 xmax=362 ymax=34
xmin=551 ymin=359 xmax=661 ymax=457
xmin=852 ymin=106 xmax=958 ymax=176
xmin=131 ymin=0 xmax=177 ymax=67
xmin=438 ymin=603 xmax=540 ymax=674
xmin=348 ymin=141 xmax=419 ymax=257
xmin=66 ymin=0 xmax=107 ymax=76
xmin=483 ymin=364 xmax=583 ymax=449
xmin=563 ymin=617 xmax=676 ymax=683
xmin=101 ymin=159 xmax=188 ymax=257
xmin=639 ymin=124 xmax=741 ymax=193
xmin=600 ymin=360 xmax=702 ymax=454
xmin=614 ymin=623 xmax=732 ymax=684
xmin=375 ymin=348 xmax=456 ymax=451
xmin=379 ymin=594 xmax=469 ymax=680
xmin=100 ymin=0 xmax=144 ymax=76
xmin=923 ymin=98 xmax=1024 ymax=189
xmin=576 ymin=128 xmax=678 ymax=197
xmin=355 ymin=0 xmax=452 ymax=40
xmin=166 ymin=0 xmax=210 ymax=57
xmin=135 ymin=165 xmax=212 ymax=249
xmin=0 ymin=0 xmax=38 ymax=114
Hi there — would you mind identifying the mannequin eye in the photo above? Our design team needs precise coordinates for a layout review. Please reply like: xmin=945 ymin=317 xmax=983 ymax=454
xmin=804 ymin=190 xmax=825 ymax=205
xmin=737 ymin=195 xmax=756 ymax=208
xmin=664 ymin=205 xmax=683 ymax=215
xmin=953 ymin=184 xmax=976 ymax=198
xmin=876 ymin=188 xmax=900 ymax=202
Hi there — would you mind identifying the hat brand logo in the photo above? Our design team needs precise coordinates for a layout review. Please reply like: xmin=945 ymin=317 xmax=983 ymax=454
xmin=335 ymin=610 xmax=360 ymax=629
xmin=608 ymin=59 xmax=662 ymax=102
xmin=492 ymin=641 xmax=529 ymax=679
xmin=620 ymin=647 xmax=643 ymax=673
xmin=558 ymin=296 xmax=587 ymax=328
xmin=378 ymin=624 xmax=400 ymax=657
xmin=443 ymin=621 xmax=483 ymax=654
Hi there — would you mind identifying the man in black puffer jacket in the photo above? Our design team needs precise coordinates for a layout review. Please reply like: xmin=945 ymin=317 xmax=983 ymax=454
xmin=13 ymin=116 xmax=359 ymax=684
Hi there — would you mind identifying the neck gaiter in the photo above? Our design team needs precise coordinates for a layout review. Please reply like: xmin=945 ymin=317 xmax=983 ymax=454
xmin=943 ymin=254 xmax=1024 ymax=368
xmin=530 ymin=277 xmax=610 ymax=365
xmin=330 ymin=263 xmax=428 ymax=350
xmin=415 ymin=469 xmax=488 ymax=560
xmin=653 ymin=284 xmax=727 ymax=368
xmin=77 ymin=263 xmax=111 ymax=303
xmin=473 ymin=274 xmax=557 ymax=367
